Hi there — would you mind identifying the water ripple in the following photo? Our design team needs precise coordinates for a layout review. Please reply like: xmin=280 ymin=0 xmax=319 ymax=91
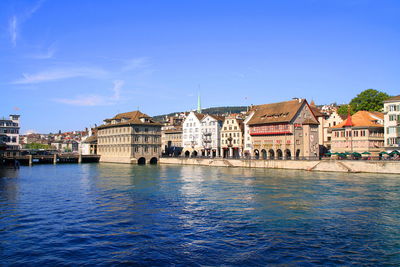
xmin=0 ymin=164 xmax=400 ymax=266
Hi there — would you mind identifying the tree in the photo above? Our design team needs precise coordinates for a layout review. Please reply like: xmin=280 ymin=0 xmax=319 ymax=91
xmin=349 ymin=89 xmax=390 ymax=113
xmin=25 ymin=143 xmax=51 ymax=150
xmin=337 ymin=104 xmax=354 ymax=117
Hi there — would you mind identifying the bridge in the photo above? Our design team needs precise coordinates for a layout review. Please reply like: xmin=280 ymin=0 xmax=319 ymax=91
xmin=1 ymin=154 xmax=100 ymax=166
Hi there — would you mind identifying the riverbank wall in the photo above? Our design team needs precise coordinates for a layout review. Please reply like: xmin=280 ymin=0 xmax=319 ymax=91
xmin=160 ymin=157 xmax=400 ymax=174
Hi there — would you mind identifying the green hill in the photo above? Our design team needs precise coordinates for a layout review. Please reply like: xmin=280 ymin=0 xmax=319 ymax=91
xmin=153 ymin=106 xmax=248 ymax=121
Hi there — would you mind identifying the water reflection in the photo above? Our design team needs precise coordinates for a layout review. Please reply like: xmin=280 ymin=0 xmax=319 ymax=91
xmin=1 ymin=164 xmax=400 ymax=266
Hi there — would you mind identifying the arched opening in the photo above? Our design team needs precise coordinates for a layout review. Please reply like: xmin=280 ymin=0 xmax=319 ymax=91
xmin=192 ymin=151 xmax=198 ymax=157
xmin=269 ymin=149 xmax=275 ymax=160
xmin=138 ymin=157 xmax=146 ymax=165
xmin=254 ymin=149 xmax=259 ymax=159
xmin=285 ymin=149 xmax=291 ymax=160
xmin=149 ymin=157 xmax=158 ymax=164
xmin=212 ymin=150 xmax=217 ymax=157
xmin=261 ymin=149 xmax=267 ymax=160
xmin=201 ymin=150 xmax=206 ymax=157
xmin=296 ymin=149 xmax=300 ymax=159
xmin=184 ymin=151 xmax=190 ymax=157
xmin=277 ymin=149 xmax=283 ymax=160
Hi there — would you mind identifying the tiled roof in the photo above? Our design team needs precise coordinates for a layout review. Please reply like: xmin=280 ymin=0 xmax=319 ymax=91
xmin=248 ymin=99 xmax=309 ymax=125
xmin=309 ymin=105 xmax=324 ymax=117
xmin=384 ymin=95 xmax=400 ymax=102
xmin=83 ymin=135 xmax=97 ymax=143
xmin=207 ymin=114 xmax=225 ymax=121
xmin=99 ymin=110 xmax=161 ymax=129
xmin=194 ymin=113 xmax=206 ymax=120
xmin=333 ymin=111 xmax=384 ymax=128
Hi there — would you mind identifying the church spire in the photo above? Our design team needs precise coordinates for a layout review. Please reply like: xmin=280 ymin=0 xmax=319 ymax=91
xmin=197 ymin=92 xmax=201 ymax=113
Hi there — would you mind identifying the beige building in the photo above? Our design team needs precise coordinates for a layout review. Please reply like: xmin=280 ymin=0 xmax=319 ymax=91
xmin=247 ymin=99 xmax=320 ymax=160
xmin=97 ymin=110 xmax=161 ymax=164
xmin=331 ymin=111 xmax=384 ymax=156
xmin=322 ymin=109 xmax=344 ymax=150
xmin=162 ymin=127 xmax=182 ymax=156
xmin=220 ymin=114 xmax=244 ymax=158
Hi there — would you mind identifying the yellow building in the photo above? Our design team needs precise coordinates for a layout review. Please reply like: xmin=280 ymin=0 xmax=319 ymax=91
xmin=97 ymin=110 xmax=161 ymax=164
xmin=220 ymin=114 xmax=244 ymax=158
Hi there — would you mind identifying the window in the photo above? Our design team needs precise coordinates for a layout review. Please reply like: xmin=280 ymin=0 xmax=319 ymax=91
xmin=144 ymin=146 xmax=148 ymax=152
xmin=135 ymin=128 xmax=139 ymax=132
xmin=145 ymin=128 xmax=148 ymax=132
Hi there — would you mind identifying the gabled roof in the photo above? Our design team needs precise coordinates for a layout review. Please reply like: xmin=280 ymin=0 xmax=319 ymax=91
xmin=333 ymin=111 xmax=384 ymax=128
xmin=384 ymin=95 xmax=400 ymax=103
xmin=248 ymin=99 xmax=314 ymax=125
xmin=205 ymin=114 xmax=225 ymax=122
xmin=194 ymin=113 xmax=206 ymax=120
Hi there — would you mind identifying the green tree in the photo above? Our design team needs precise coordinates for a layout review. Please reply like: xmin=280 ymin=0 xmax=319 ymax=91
xmin=349 ymin=89 xmax=390 ymax=112
xmin=337 ymin=104 xmax=354 ymax=117
xmin=25 ymin=143 xmax=51 ymax=150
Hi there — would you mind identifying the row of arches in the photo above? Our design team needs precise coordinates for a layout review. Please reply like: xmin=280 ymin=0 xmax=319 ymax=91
xmin=253 ymin=149 xmax=300 ymax=160
xmin=137 ymin=157 xmax=158 ymax=165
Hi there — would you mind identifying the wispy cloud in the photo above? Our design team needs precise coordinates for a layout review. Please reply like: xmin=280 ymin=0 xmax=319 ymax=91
xmin=29 ymin=43 xmax=56 ymax=59
xmin=12 ymin=67 xmax=108 ymax=84
xmin=121 ymin=57 xmax=150 ymax=72
xmin=54 ymin=80 xmax=124 ymax=106
xmin=8 ymin=0 xmax=45 ymax=47
xmin=9 ymin=16 xmax=17 ymax=47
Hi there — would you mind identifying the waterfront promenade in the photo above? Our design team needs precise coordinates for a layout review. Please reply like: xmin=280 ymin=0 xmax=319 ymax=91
xmin=160 ymin=156 xmax=400 ymax=174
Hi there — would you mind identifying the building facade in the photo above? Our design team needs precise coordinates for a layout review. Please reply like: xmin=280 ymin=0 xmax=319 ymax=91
xmin=322 ymin=109 xmax=344 ymax=150
xmin=0 ymin=115 xmax=20 ymax=156
xmin=383 ymin=95 xmax=400 ymax=151
xmin=247 ymin=99 xmax=320 ymax=160
xmin=220 ymin=114 xmax=244 ymax=158
xmin=181 ymin=111 xmax=205 ymax=157
xmin=200 ymin=114 xmax=223 ymax=157
xmin=331 ymin=111 xmax=384 ymax=156
xmin=97 ymin=110 xmax=161 ymax=164
xmin=162 ymin=127 xmax=183 ymax=156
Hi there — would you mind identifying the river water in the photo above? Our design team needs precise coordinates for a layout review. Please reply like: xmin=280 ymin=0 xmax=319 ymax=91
xmin=1 ymin=164 xmax=400 ymax=266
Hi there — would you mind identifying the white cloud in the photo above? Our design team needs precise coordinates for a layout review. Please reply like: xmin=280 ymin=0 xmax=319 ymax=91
xmin=9 ymin=16 xmax=17 ymax=47
xmin=53 ymin=80 xmax=124 ymax=106
xmin=8 ymin=0 xmax=45 ymax=47
xmin=29 ymin=44 xmax=56 ymax=59
xmin=12 ymin=67 xmax=108 ymax=84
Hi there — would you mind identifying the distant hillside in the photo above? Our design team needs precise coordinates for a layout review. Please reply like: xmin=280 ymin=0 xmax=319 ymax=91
xmin=153 ymin=106 xmax=248 ymax=121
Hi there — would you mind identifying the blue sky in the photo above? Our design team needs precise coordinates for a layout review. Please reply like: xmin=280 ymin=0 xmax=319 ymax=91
xmin=1 ymin=0 xmax=399 ymax=133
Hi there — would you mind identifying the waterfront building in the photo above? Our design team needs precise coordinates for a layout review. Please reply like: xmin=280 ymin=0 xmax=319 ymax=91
xmin=322 ymin=109 xmax=344 ymax=151
xmin=243 ymin=110 xmax=255 ymax=157
xmin=80 ymin=128 xmax=98 ymax=155
xmin=200 ymin=114 xmax=224 ymax=157
xmin=331 ymin=111 xmax=384 ymax=156
xmin=220 ymin=114 xmax=244 ymax=158
xmin=0 ymin=114 xmax=21 ymax=156
xmin=309 ymin=101 xmax=329 ymax=153
xmin=247 ymin=99 xmax=320 ymax=159
xmin=181 ymin=111 xmax=205 ymax=157
xmin=161 ymin=113 xmax=186 ymax=156
xmin=383 ymin=95 xmax=400 ymax=151
xmin=162 ymin=127 xmax=183 ymax=156
xmin=97 ymin=110 xmax=162 ymax=164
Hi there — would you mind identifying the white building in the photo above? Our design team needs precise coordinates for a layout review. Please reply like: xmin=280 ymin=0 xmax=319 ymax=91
xmin=322 ymin=109 xmax=344 ymax=150
xmin=200 ymin=114 xmax=224 ymax=157
xmin=243 ymin=111 xmax=255 ymax=157
xmin=181 ymin=111 xmax=205 ymax=157
xmin=384 ymin=95 xmax=400 ymax=151
xmin=0 ymin=114 xmax=20 ymax=156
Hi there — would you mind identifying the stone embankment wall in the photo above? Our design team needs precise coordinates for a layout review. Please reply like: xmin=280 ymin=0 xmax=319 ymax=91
xmin=160 ymin=158 xmax=400 ymax=174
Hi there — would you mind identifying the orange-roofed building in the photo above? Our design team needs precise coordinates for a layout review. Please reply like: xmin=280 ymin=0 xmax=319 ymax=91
xmin=331 ymin=111 xmax=384 ymax=155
